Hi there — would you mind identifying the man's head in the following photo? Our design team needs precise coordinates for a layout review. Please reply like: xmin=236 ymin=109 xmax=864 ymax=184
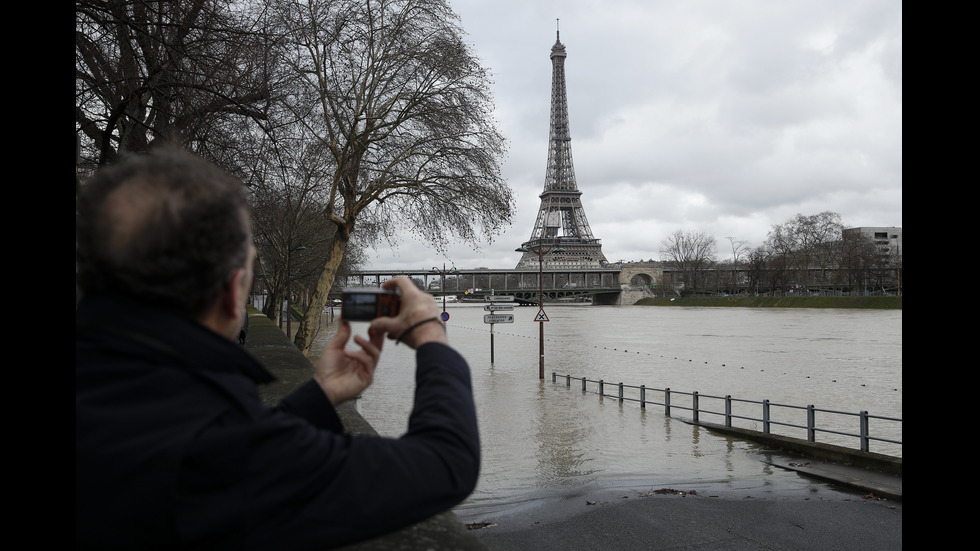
xmin=77 ymin=147 xmax=253 ymax=337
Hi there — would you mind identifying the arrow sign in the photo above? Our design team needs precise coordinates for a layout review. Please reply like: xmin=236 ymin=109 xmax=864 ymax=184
xmin=487 ymin=295 xmax=514 ymax=302
xmin=534 ymin=308 xmax=549 ymax=322
xmin=484 ymin=304 xmax=514 ymax=311
xmin=484 ymin=314 xmax=514 ymax=324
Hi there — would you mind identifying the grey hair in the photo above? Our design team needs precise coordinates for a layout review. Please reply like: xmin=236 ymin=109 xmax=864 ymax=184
xmin=76 ymin=147 xmax=251 ymax=316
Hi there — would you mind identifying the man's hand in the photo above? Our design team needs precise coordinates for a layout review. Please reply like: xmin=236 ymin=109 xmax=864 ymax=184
xmin=371 ymin=277 xmax=448 ymax=349
xmin=314 ymin=321 xmax=384 ymax=405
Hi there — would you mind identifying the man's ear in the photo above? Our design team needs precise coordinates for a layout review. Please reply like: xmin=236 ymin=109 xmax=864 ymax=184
xmin=198 ymin=267 xmax=248 ymax=340
xmin=222 ymin=267 xmax=249 ymax=318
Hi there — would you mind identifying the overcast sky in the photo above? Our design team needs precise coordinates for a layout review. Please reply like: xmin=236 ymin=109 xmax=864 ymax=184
xmin=362 ymin=0 xmax=902 ymax=272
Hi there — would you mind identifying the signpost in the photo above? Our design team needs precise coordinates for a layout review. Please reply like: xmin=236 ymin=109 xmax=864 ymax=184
xmin=516 ymin=243 xmax=566 ymax=379
xmin=483 ymin=296 xmax=515 ymax=363
xmin=483 ymin=314 xmax=514 ymax=324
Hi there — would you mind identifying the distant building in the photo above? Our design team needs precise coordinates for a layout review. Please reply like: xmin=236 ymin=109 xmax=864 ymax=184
xmin=843 ymin=227 xmax=902 ymax=260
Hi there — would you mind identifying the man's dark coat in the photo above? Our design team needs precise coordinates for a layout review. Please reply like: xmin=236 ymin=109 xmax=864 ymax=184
xmin=76 ymin=295 xmax=480 ymax=550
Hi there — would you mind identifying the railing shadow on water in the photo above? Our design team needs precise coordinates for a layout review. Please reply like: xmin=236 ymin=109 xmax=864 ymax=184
xmin=551 ymin=372 xmax=902 ymax=460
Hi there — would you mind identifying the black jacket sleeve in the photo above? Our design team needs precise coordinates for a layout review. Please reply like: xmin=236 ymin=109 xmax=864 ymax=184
xmin=276 ymin=379 xmax=346 ymax=433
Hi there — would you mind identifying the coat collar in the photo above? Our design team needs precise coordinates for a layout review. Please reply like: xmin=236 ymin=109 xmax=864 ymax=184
xmin=76 ymin=293 xmax=274 ymax=384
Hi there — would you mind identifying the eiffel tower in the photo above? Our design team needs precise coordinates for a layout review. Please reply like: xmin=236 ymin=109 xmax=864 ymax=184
xmin=516 ymin=25 xmax=608 ymax=270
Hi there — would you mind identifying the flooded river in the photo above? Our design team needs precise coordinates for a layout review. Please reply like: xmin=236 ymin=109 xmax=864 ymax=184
xmin=311 ymin=303 xmax=902 ymax=519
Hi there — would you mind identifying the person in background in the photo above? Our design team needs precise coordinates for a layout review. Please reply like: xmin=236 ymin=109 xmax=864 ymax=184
xmin=76 ymin=147 xmax=479 ymax=549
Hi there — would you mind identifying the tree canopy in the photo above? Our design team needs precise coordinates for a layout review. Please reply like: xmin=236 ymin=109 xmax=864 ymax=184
xmin=76 ymin=0 xmax=273 ymax=167
xmin=271 ymin=0 xmax=515 ymax=352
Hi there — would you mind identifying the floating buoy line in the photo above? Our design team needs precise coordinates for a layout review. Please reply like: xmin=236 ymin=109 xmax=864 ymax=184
xmin=448 ymin=323 xmax=900 ymax=393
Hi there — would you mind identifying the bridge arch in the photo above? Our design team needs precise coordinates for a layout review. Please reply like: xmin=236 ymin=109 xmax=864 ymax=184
xmin=619 ymin=262 xmax=662 ymax=288
xmin=615 ymin=262 xmax=663 ymax=304
xmin=629 ymin=273 xmax=653 ymax=287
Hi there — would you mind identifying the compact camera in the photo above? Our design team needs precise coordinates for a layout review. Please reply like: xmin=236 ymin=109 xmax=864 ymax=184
xmin=341 ymin=288 xmax=401 ymax=321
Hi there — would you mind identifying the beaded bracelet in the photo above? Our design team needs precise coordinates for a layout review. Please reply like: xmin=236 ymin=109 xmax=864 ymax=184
xmin=395 ymin=317 xmax=443 ymax=345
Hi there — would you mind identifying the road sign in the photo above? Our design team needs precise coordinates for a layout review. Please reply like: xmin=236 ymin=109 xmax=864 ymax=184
xmin=484 ymin=304 xmax=514 ymax=311
xmin=440 ymin=311 xmax=450 ymax=322
xmin=487 ymin=295 xmax=514 ymax=302
xmin=534 ymin=308 xmax=549 ymax=322
xmin=484 ymin=314 xmax=514 ymax=324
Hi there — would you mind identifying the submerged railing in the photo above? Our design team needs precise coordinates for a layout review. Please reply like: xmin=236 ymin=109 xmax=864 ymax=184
xmin=551 ymin=372 xmax=902 ymax=456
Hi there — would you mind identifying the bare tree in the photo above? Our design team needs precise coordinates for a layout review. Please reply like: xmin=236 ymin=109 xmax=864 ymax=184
xmin=243 ymin=127 xmax=367 ymax=329
xmin=744 ymin=246 xmax=768 ymax=295
xmin=725 ymin=236 xmax=750 ymax=265
xmin=765 ymin=212 xmax=843 ymax=294
xmin=76 ymin=0 xmax=273 ymax=167
xmin=247 ymin=137 xmax=327 ymax=322
xmin=742 ymin=211 xmax=865 ymax=295
xmin=724 ymin=236 xmax=750 ymax=294
xmin=658 ymin=229 xmax=717 ymax=295
xmin=272 ymin=0 xmax=515 ymax=353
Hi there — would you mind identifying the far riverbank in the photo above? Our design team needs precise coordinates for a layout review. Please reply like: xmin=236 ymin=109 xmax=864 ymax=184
xmin=634 ymin=295 xmax=902 ymax=309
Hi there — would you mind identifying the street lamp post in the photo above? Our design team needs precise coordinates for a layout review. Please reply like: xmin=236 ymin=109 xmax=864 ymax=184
xmin=515 ymin=243 xmax=566 ymax=379
xmin=429 ymin=263 xmax=459 ymax=313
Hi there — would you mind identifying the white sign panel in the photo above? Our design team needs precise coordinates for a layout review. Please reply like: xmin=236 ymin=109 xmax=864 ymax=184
xmin=484 ymin=304 xmax=514 ymax=311
xmin=484 ymin=314 xmax=515 ymax=324
xmin=486 ymin=295 xmax=514 ymax=302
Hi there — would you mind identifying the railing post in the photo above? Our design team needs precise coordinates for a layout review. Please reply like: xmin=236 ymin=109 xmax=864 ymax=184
xmin=725 ymin=395 xmax=732 ymax=427
xmin=582 ymin=376 xmax=586 ymax=392
xmin=552 ymin=372 xmax=556 ymax=383
xmin=807 ymin=405 xmax=816 ymax=443
xmin=618 ymin=382 xmax=623 ymax=403
xmin=566 ymin=374 xmax=571 ymax=387
xmin=693 ymin=391 xmax=699 ymax=423
xmin=599 ymin=379 xmax=604 ymax=398
xmin=860 ymin=411 xmax=870 ymax=452
xmin=640 ymin=385 xmax=646 ymax=409
xmin=762 ymin=399 xmax=771 ymax=434
xmin=665 ymin=388 xmax=671 ymax=417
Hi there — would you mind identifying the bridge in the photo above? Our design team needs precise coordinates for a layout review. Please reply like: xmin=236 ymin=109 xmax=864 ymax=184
xmin=338 ymin=266 xmax=617 ymax=305
xmin=335 ymin=262 xmax=665 ymax=305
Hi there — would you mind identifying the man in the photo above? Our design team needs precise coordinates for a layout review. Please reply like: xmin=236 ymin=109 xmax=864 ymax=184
xmin=76 ymin=147 xmax=480 ymax=549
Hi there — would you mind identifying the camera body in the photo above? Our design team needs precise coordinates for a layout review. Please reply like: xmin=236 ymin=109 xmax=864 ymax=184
xmin=341 ymin=288 xmax=401 ymax=321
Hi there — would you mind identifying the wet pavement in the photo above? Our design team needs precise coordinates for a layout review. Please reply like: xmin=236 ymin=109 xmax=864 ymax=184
xmin=459 ymin=452 xmax=901 ymax=550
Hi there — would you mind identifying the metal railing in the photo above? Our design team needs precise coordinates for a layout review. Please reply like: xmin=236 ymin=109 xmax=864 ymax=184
xmin=552 ymin=372 xmax=902 ymax=456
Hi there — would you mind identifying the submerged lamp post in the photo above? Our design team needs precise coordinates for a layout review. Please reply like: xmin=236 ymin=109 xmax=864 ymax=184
xmin=429 ymin=263 xmax=459 ymax=314
xmin=515 ymin=243 xmax=566 ymax=379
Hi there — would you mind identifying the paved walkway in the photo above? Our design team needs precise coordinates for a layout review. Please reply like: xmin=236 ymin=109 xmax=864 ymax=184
xmin=462 ymin=453 xmax=901 ymax=550
xmin=471 ymin=456 xmax=902 ymax=551
xmin=466 ymin=491 xmax=901 ymax=550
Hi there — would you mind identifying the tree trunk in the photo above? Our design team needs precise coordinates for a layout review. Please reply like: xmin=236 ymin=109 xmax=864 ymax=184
xmin=293 ymin=235 xmax=349 ymax=356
